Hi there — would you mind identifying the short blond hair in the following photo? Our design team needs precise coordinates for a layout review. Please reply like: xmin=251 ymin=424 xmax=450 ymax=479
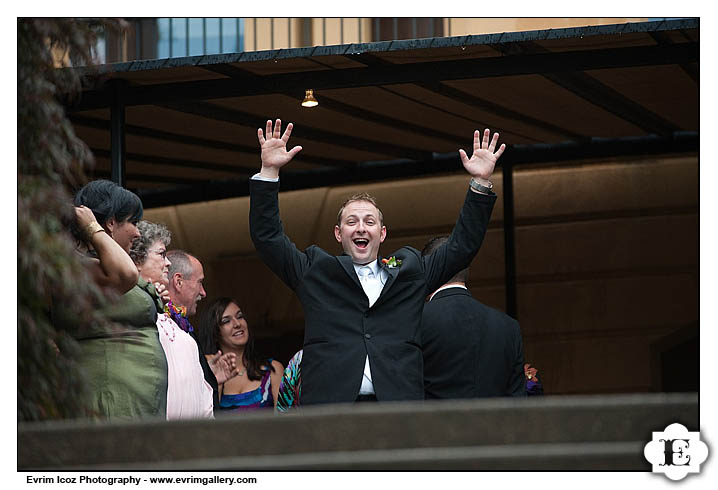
xmin=336 ymin=192 xmax=383 ymax=226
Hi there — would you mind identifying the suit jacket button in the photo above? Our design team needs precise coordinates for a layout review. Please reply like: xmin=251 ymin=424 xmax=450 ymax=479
xmin=364 ymin=312 xmax=369 ymax=318
xmin=365 ymin=333 xmax=371 ymax=339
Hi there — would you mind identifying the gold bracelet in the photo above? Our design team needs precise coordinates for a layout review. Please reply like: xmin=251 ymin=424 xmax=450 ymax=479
xmin=83 ymin=221 xmax=105 ymax=242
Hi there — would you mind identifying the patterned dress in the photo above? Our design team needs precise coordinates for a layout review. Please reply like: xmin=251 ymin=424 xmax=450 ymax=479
xmin=218 ymin=360 xmax=275 ymax=411
xmin=277 ymin=350 xmax=303 ymax=412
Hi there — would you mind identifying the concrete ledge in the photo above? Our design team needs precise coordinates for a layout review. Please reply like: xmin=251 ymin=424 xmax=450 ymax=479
xmin=77 ymin=441 xmax=647 ymax=471
xmin=18 ymin=393 xmax=697 ymax=470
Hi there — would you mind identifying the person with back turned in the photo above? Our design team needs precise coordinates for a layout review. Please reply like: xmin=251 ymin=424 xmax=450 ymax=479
xmin=420 ymin=235 xmax=525 ymax=399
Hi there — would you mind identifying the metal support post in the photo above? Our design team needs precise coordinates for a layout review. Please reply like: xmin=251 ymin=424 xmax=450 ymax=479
xmin=502 ymin=161 xmax=518 ymax=319
xmin=110 ymin=79 xmax=127 ymax=187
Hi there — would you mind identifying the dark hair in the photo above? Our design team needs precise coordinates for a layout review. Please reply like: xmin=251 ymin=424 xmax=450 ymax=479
xmin=421 ymin=235 xmax=469 ymax=284
xmin=196 ymin=297 xmax=274 ymax=381
xmin=72 ymin=180 xmax=143 ymax=241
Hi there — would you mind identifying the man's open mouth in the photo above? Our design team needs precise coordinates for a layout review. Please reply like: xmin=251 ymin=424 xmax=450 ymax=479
xmin=353 ymin=238 xmax=369 ymax=249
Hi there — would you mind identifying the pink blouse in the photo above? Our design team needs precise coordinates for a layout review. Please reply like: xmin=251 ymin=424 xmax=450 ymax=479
xmin=156 ymin=313 xmax=214 ymax=420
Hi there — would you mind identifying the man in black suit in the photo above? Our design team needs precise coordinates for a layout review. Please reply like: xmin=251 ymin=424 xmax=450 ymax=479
xmin=249 ymin=119 xmax=505 ymax=405
xmin=420 ymin=236 xmax=525 ymax=398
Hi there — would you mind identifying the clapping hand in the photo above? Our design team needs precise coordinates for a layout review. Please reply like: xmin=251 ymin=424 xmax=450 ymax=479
xmin=524 ymin=363 xmax=539 ymax=381
xmin=460 ymin=128 xmax=506 ymax=181
xmin=257 ymin=119 xmax=302 ymax=179
xmin=154 ymin=282 xmax=171 ymax=305
xmin=208 ymin=350 xmax=240 ymax=384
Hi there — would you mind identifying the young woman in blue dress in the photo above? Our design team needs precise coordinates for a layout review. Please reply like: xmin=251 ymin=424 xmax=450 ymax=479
xmin=197 ymin=297 xmax=283 ymax=411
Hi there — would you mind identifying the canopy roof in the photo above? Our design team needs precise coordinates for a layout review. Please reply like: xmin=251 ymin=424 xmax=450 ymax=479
xmin=67 ymin=18 xmax=699 ymax=207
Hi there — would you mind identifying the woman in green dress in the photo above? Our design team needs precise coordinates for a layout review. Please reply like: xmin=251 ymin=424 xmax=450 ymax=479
xmin=56 ymin=180 xmax=168 ymax=420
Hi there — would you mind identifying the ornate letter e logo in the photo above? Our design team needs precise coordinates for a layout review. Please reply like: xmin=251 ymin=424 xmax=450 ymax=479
xmin=644 ymin=423 xmax=708 ymax=481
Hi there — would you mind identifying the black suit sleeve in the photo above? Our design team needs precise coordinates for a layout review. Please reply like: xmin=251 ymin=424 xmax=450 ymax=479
xmin=508 ymin=319 xmax=527 ymax=397
xmin=249 ymin=179 xmax=310 ymax=290
xmin=189 ymin=330 xmax=219 ymax=407
xmin=423 ymin=188 xmax=496 ymax=294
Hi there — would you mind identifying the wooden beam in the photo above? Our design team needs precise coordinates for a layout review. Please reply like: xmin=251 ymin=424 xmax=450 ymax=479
xmin=67 ymin=42 xmax=698 ymax=112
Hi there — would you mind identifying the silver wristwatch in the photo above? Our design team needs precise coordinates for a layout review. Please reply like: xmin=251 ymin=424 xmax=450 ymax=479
xmin=469 ymin=178 xmax=493 ymax=194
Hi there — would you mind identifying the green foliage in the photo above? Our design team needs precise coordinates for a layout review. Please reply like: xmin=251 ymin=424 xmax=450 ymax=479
xmin=17 ymin=19 xmax=122 ymax=421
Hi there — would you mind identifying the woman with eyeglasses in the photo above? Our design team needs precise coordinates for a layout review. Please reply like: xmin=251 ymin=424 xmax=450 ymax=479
xmin=130 ymin=221 xmax=215 ymax=419
xmin=53 ymin=179 xmax=168 ymax=420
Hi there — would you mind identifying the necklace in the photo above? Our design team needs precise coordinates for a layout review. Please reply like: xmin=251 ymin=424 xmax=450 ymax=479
xmin=157 ymin=314 xmax=176 ymax=342
xmin=237 ymin=368 xmax=246 ymax=377
xmin=164 ymin=301 xmax=193 ymax=333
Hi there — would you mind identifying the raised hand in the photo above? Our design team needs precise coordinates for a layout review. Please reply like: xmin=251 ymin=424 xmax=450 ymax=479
xmin=75 ymin=205 xmax=98 ymax=229
xmin=257 ymin=118 xmax=303 ymax=179
xmin=208 ymin=350 xmax=239 ymax=384
xmin=459 ymin=128 xmax=506 ymax=181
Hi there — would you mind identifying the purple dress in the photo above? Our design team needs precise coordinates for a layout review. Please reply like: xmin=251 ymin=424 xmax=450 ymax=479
xmin=218 ymin=362 xmax=274 ymax=411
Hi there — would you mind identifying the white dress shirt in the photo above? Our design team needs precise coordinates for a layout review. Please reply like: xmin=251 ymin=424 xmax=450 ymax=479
xmin=252 ymin=173 xmax=279 ymax=182
xmin=428 ymin=283 xmax=468 ymax=302
xmin=353 ymin=260 xmax=388 ymax=395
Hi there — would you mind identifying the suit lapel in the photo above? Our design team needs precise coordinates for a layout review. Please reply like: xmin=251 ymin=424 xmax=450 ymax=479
xmin=337 ymin=254 xmax=363 ymax=290
xmin=337 ymin=254 xmax=403 ymax=307
xmin=375 ymin=258 xmax=400 ymax=306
